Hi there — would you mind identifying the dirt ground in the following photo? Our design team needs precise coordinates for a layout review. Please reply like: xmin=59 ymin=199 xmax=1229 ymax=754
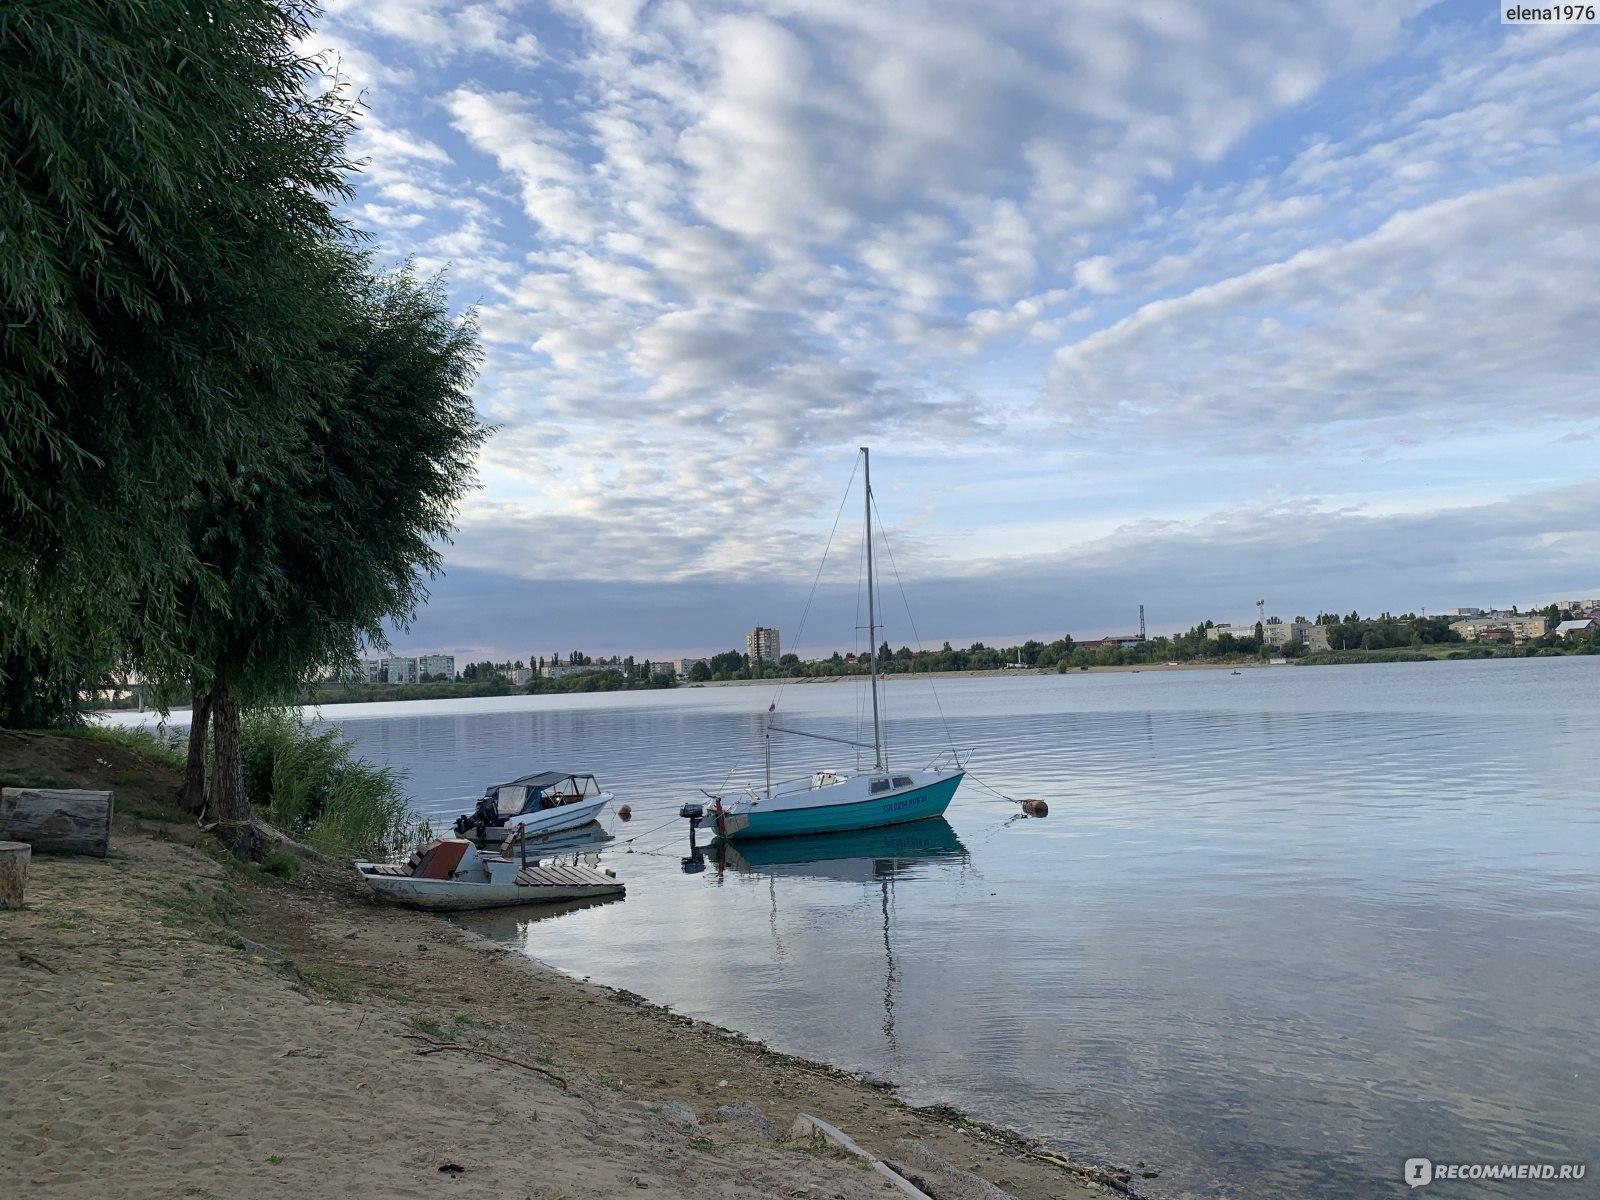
xmin=0 ymin=733 xmax=1142 ymax=1200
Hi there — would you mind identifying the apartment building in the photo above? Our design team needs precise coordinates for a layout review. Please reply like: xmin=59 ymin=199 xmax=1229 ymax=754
xmin=1448 ymin=615 xmax=1549 ymax=643
xmin=417 ymin=654 xmax=456 ymax=680
xmin=747 ymin=626 xmax=781 ymax=662
xmin=1205 ymin=621 xmax=1331 ymax=653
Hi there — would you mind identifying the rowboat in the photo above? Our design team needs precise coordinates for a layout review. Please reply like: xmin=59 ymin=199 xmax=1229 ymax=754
xmin=355 ymin=837 xmax=624 ymax=912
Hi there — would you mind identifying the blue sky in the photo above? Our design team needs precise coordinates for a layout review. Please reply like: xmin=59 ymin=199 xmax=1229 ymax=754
xmin=308 ymin=1 xmax=1600 ymax=660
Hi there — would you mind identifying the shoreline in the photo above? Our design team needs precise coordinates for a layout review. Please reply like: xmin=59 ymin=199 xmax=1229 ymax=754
xmin=1 ymin=735 xmax=1144 ymax=1199
xmin=688 ymin=661 xmax=1265 ymax=685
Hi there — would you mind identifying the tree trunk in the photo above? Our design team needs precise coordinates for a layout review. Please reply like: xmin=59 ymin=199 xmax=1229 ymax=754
xmin=0 ymin=841 xmax=32 ymax=908
xmin=180 ymin=686 xmax=212 ymax=815
xmin=207 ymin=683 xmax=257 ymax=859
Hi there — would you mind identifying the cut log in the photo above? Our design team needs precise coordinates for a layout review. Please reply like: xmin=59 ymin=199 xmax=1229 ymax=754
xmin=0 ymin=840 xmax=31 ymax=907
xmin=0 ymin=788 xmax=114 ymax=857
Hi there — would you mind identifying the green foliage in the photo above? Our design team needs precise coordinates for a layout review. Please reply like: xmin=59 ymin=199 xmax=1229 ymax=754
xmin=1296 ymin=649 xmax=1436 ymax=666
xmin=240 ymin=709 xmax=413 ymax=856
xmin=311 ymin=678 xmax=517 ymax=704
xmin=1315 ymin=612 xmax=1463 ymax=652
xmin=707 ymin=650 xmax=747 ymax=678
xmin=174 ymin=266 xmax=486 ymax=709
xmin=524 ymin=669 xmax=672 ymax=695
xmin=57 ymin=723 xmax=186 ymax=772
xmin=260 ymin=850 xmax=300 ymax=880
xmin=2 ymin=0 xmax=360 ymax=672
xmin=0 ymin=628 xmax=110 ymax=728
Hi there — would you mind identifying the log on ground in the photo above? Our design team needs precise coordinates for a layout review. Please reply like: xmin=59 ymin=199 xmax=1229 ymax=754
xmin=0 ymin=788 xmax=114 ymax=857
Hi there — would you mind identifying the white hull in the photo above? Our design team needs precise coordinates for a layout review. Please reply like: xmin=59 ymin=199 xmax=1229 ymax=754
xmin=356 ymin=837 xmax=624 ymax=912
xmin=504 ymin=791 xmax=611 ymax=836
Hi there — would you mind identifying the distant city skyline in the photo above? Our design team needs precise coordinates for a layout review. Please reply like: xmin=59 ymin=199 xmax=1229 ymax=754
xmin=315 ymin=4 xmax=1598 ymax=657
xmin=381 ymin=571 xmax=1598 ymax=663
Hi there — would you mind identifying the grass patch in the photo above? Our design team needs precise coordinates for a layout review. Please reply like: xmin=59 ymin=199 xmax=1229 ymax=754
xmin=365 ymin=978 xmax=414 ymax=1005
xmin=259 ymin=850 xmax=299 ymax=880
xmin=61 ymin=723 xmax=186 ymax=770
xmin=0 ymin=772 xmax=76 ymax=790
xmin=120 ymin=795 xmax=191 ymax=823
xmin=281 ymin=961 xmax=357 ymax=1003
xmin=781 ymin=1139 xmax=871 ymax=1167
xmin=408 ymin=1015 xmax=448 ymax=1039
xmin=151 ymin=878 xmax=244 ymax=943
xmin=689 ymin=1136 xmax=717 ymax=1153
xmin=241 ymin=709 xmax=414 ymax=857
xmin=1296 ymin=649 xmax=1437 ymax=666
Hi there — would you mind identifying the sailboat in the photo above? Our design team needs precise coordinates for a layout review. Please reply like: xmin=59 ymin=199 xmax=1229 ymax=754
xmin=704 ymin=447 xmax=967 ymax=841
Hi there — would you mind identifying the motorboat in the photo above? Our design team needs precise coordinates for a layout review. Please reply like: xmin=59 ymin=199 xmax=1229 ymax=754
xmin=356 ymin=837 xmax=624 ymax=912
xmin=451 ymin=771 xmax=613 ymax=842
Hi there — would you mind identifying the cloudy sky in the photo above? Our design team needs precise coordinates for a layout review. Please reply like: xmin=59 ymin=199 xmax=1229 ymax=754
xmin=309 ymin=1 xmax=1600 ymax=661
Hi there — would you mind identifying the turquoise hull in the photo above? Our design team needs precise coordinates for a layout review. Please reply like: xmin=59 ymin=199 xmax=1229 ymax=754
xmin=721 ymin=774 xmax=963 ymax=840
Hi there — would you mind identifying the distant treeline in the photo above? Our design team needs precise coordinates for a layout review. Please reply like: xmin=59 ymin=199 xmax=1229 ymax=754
xmin=85 ymin=612 xmax=1600 ymax=712
xmin=305 ymin=668 xmax=676 ymax=705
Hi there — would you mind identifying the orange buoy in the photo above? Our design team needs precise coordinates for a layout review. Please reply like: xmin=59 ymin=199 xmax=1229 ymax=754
xmin=617 ymin=804 xmax=633 ymax=821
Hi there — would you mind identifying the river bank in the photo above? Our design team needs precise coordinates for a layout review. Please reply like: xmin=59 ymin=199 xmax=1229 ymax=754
xmin=0 ymin=734 xmax=1143 ymax=1200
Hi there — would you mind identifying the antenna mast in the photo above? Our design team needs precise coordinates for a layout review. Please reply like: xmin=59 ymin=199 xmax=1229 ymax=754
xmin=863 ymin=448 xmax=884 ymax=770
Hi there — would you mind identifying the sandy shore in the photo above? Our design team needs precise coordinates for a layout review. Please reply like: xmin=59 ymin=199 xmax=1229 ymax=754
xmin=1 ymin=738 xmax=1143 ymax=1199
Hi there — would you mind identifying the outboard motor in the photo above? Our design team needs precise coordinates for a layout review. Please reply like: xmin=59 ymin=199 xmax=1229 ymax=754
xmin=454 ymin=792 xmax=500 ymax=837
xmin=679 ymin=801 xmax=706 ymax=865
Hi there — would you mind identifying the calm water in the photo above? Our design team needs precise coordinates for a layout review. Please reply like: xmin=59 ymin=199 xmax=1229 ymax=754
xmin=314 ymin=659 xmax=1598 ymax=1198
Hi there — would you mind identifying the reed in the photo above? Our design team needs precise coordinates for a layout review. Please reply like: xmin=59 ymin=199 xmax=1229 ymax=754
xmin=241 ymin=709 xmax=413 ymax=856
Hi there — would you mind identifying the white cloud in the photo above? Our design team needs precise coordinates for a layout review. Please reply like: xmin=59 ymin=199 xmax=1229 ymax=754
xmin=1051 ymin=168 xmax=1600 ymax=439
xmin=302 ymin=0 xmax=1598 ymax=626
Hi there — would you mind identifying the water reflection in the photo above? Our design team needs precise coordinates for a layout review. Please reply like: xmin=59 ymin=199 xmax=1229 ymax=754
xmin=711 ymin=817 xmax=968 ymax=882
xmin=454 ymin=892 xmax=625 ymax=940
xmin=299 ymin=658 xmax=1600 ymax=1200
xmin=708 ymin=819 xmax=969 ymax=1051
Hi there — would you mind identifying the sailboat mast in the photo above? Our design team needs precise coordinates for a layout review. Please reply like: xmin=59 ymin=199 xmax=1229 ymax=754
xmin=863 ymin=447 xmax=884 ymax=770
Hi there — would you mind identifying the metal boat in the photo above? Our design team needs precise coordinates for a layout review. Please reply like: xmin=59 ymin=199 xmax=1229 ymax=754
xmin=356 ymin=837 xmax=624 ymax=912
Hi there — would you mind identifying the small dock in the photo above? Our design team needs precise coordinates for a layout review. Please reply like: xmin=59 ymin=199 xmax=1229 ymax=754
xmin=513 ymin=862 xmax=624 ymax=892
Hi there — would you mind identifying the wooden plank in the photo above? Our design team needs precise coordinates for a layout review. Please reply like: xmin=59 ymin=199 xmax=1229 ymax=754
xmin=0 ymin=789 xmax=113 ymax=857
xmin=788 ymin=1115 xmax=931 ymax=1199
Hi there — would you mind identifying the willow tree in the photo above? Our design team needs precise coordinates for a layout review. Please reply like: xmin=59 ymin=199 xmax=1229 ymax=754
xmin=0 ymin=0 xmax=356 ymax=705
xmin=173 ymin=266 xmax=486 ymax=855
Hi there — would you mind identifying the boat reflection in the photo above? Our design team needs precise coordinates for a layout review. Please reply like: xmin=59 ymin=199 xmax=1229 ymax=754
xmin=452 ymin=891 xmax=624 ymax=937
xmin=709 ymin=818 xmax=969 ymax=1053
xmin=448 ymin=821 xmax=624 ymax=933
xmin=711 ymin=817 xmax=968 ymax=883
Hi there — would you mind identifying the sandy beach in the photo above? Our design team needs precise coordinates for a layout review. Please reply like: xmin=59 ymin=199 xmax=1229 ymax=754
xmin=1 ymin=734 xmax=1142 ymax=1200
